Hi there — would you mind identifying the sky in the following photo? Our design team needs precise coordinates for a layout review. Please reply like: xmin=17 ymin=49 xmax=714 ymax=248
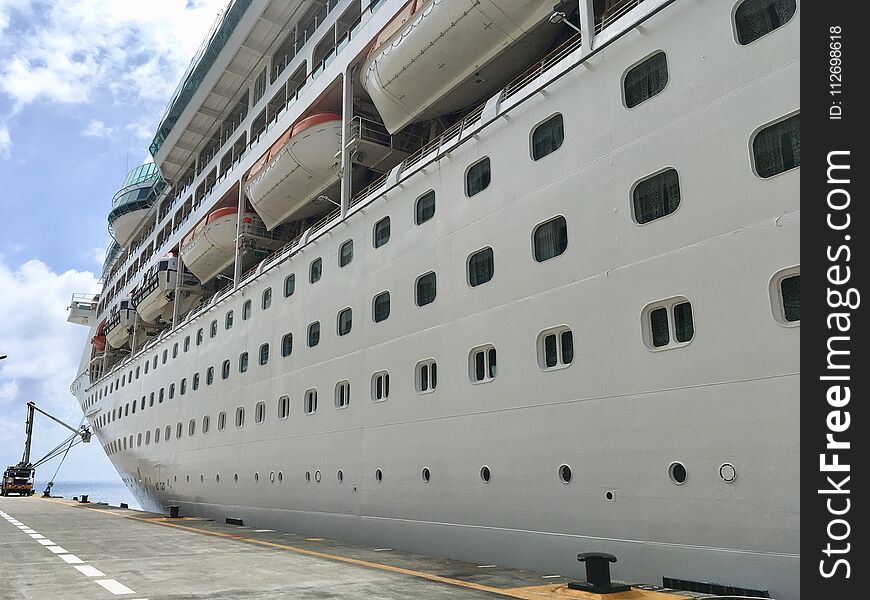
xmin=0 ymin=0 xmax=229 ymax=482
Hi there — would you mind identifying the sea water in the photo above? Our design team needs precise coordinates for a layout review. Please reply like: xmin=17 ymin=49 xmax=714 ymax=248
xmin=34 ymin=480 xmax=141 ymax=510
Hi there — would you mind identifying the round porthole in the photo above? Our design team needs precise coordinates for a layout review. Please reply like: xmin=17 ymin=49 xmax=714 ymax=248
xmin=375 ymin=468 xmax=383 ymax=483
xmin=270 ymin=471 xmax=276 ymax=483
xmin=719 ymin=462 xmax=737 ymax=483
xmin=668 ymin=461 xmax=687 ymax=485
xmin=234 ymin=473 xmax=239 ymax=483
xmin=254 ymin=472 xmax=259 ymax=482
xmin=305 ymin=470 xmax=311 ymax=483
xmin=558 ymin=464 xmax=572 ymax=484
xmin=422 ymin=467 xmax=431 ymax=483
xmin=337 ymin=469 xmax=344 ymax=483
xmin=480 ymin=466 xmax=491 ymax=483
xmin=605 ymin=490 xmax=615 ymax=502
xmin=278 ymin=471 xmax=283 ymax=483
xmin=314 ymin=470 xmax=321 ymax=483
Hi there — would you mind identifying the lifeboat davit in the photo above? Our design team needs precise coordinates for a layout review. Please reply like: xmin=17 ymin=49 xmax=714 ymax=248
xmin=91 ymin=320 xmax=107 ymax=352
xmin=244 ymin=113 xmax=342 ymax=230
xmin=133 ymin=256 xmax=201 ymax=324
xmin=181 ymin=207 xmax=253 ymax=284
xmin=361 ymin=0 xmax=551 ymax=134
xmin=105 ymin=299 xmax=136 ymax=349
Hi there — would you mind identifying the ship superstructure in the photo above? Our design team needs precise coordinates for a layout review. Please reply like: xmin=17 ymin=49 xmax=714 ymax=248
xmin=68 ymin=1 xmax=801 ymax=597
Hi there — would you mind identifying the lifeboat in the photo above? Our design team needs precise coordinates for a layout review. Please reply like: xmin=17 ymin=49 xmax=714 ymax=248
xmin=244 ymin=113 xmax=342 ymax=230
xmin=181 ymin=207 xmax=252 ymax=284
xmin=133 ymin=256 xmax=201 ymax=324
xmin=105 ymin=299 xmax=137 ymax=349
xmin=91 ymin=320 xmax=107 ymax=352
xmin=361 ymin=0 xmax=551 ymax=134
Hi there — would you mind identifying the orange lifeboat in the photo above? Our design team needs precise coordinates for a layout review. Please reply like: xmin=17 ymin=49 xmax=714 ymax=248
xmin=91 ymin=320 xmax=107 ymax=352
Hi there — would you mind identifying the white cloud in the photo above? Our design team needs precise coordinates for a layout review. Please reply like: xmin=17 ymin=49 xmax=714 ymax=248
xmin=82 ymin=119 xmax=114 ymax=138
xmin=0 ymin=121 xmax=10 ymax=159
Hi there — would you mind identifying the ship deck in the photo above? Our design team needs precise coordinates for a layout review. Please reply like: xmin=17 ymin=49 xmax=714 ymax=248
xmin=0 ymin=495 xmax=702 ymax=600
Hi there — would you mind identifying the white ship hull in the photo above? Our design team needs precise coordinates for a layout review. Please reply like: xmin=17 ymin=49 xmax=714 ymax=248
xmin=73 ymin=0 xmax=800 ymax=598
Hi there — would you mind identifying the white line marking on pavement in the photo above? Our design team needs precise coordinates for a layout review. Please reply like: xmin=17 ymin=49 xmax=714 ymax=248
xmin=58 ymin=554 xmax=84 ymax=564
xmin=46 ymin=545 xmax=68 ymax=554
xmin=29 ymin=533 xmax=44 ymax=539
xmin=17 ymin=525 xmax=28 ymax=529
xmin=23 ymin=528 xmax=37 ymax=534
xmin=95 ymin=579 xmax=136 ymax=595
xmin=74 ymin=565 xmax=106 ymax=577
xmin=37 ymin=539 xmax=55 ymax=545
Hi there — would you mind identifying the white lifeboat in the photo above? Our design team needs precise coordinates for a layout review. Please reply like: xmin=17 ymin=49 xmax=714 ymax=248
xmin=105 ymin=299 xmax=136 ymax=349
xmin=133 ymin=256 xmax=201 ymax=324
xmin=181 ymin=207 xmax=251 ymax=284
xmin=244 ymin=113 xmax=342 ymax=230
xmin=361 ymin=0 xmax=551 ymax=134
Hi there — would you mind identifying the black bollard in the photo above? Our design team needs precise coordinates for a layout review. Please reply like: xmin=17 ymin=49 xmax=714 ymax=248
xmin=567 ymin=552 xmax=631 ymax=594
xmin=120 ymin=503 xmax=128 ymax=509
xmin=166 ymin=505 xmax=180 ymax=518
xmin=79 ymin=494 xmax=89 ymax=503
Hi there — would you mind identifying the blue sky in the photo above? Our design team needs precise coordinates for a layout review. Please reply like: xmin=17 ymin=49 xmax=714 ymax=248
xmin=0 ymin=0 xmax=227 ymax=481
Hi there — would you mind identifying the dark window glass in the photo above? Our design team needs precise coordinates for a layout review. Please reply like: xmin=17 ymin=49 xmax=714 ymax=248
xmin=242 ymin=300 xmax=252 ymax=320
xmin=206 ymin=367 xmax=214 ymax=385
xmin=193 ymin=373 xmax=200 ymax=390
xmin=533 ymin=216 xmax=568 ymax=262
xmin=468 ymin=247 xmax=494 ymax=287
xmin=180 ymin=378 xmax=187 ymax=395
xmin=475 ymin=351 xmax=485 ymax=381
xmin=308 ymin=322 xmax=320 ymax=347
xmin=673 ymin=302 xmax=694 ymax=343
xmin=374 ymin=217 xmax=391 ymax=248
xmin=339 ymin=240 xmax=353 ymax=266
xmin=735 ymin=0 xmax=796 ymax=45
xmin=416 ymin=272 xmax=436 ymax=306
xmin=624 ymin=51 xmax=668 ymax=108
xmin=532 ymin=114 xmax=564 ymax=160
xmin=544 ymin=334 xmax=558 ymax=368
xmin=225 ymin=311 xmax=233 ymax=330
xmin=284 ymin=274 xmax=296 ymax=297
xmin=282 ymin=333 xmax=293 ymax=357
xmin=488 ymin=348 xmax=497 ymax=378
xmin=338 ymin=308 xmax=352 ymax=336
xmin=633 ymin=168 xmax=681 ymax=224
xmin=415 ymin=190 xmax=435 ymax=225
xmin=172 ymin=343 xmax=178 ymax=359
xmin=753 ymin=114 xmax=800 ymax=178
xmin=466 ymin=157 xmax=491 ymax=197
xmin=239 ymin=352 xmax=249 ymax=373
xmin=222 ymin=360 xmax=230 ymax=380
xmin=262 ymin=288 xmax=272 ymax=310
xmin=259 ymin=343 xmax=270 ymax=365
xmin=561 ymin=330 xmax=574 ymax=364
xmin=196 ymin=328 xmax=203 ymax=345
xmin=210 ymin=320 xmax=217 ymax=338
xmin=183 ymin=336 xmax=190 ymax=352
xmin=781 ymin=275 xmax=800 ymax=322
xmin=650 ymin=308 xmax=670 ymax=347
xmin=310 ymin=258 xmax=322 ymax=283
xmin=373 ymin=291 xmax=390 ymax=323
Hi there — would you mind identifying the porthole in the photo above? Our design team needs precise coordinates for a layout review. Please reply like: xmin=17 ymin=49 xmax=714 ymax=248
xmin=234 ymin=473 xmax=239 ymax=483
xmin=480 ymin=466 xmax=491 ymax=483
xmin=314 ymin=470 xmax=321 ymax=483
xmin=270 ymin=471 xmax=276 ymax=483
xmin=558 ymin=464 xmax=572 ymax=484
xmin=216 ymin=474 xmax=220 ymax=483
xmin=719 ymin=462 xmax=737 ymax=483
xmin=375 ymin=468 xmax=383 ymax=483
xmin=605 ymin=490 xmax=615 ymax=502
xmin=254 ymin=472 xmax=259 ymax=483
xmin=421 ymin=467 xmax=431 ymax=483
xmin=186 ymin=475 xmax=190 ymax=483
xmin=337 ymin=469 xmax=344 ymax=483
xmin=668 ymin=461 xmax=688 ymax=485
xmin=200 ymin=474 xmax=204 ymax=483
xmin=305 ymin=470 xmax=311 ymax=483
xmin=278 ymin=471 xmax=283 ymax=483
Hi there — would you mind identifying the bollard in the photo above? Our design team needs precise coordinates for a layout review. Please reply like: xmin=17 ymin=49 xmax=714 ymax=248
xmin=225 ymin=517 xmax=244 ymax=526
xmin=73 ymin=496 xmax=78 ymax=501
xmin=166 ymin=505 xmax=180 ymax=518
xmin=567 ymin=552 xmax=631 ymax=594
xmin=120 ymin=503 xmax=128 ymax=509
xmin=79 ymin=494 xmax=89 ymax=503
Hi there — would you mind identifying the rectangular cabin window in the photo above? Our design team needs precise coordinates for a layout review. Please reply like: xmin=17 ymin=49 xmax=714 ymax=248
xmin=374 ymin=217 xmax=391 ymax=248
xmin=416 ymin=359 xmax=437 ymax=393
xmin=255 ymin=401 xmax=265 ymax=424
xmin=781 ymin=274 xmax=800 ymax=322
xmin=304 ymin=389 xmax=318 ymax=414
xmin=242 ymin=300 xmax=252 ymax=320
xmin=218 ymin=411 xmax=226 ymax=431
xmin=644 ymin=297 xmax=695 ymax=350
xmin=415 ymin=190 xmax=435 ymax=225
xmin=468 ymin=247 xmax=494 ymax=287
xmin=466 ymin=157 xmax=491 ymax=197
xmin=337 ymin=308 xmax=352 ymax=336
xmin=470 ymin=346 xmax=497 ymax=383
xmin=373 ymin=291 xmax=390 ymax=323
xmin=533 ymin=216 xmax=568 ymax=262
xmin=335 ymin=381 xmax=350 ymax=409
xmin=259 ymin=343 xmax=270 ymax=365
xmin=633 ymin=168 xmax=681 ymax=224
xmin=416 ymin=272 xmax=436 ymax=307
xmin=531 ymin=114 xmax=564 ymax=161
xmin=284 ymin=274 xmax=296 ymax=297
xmin=372 ymin=371 xmax=390 ymax=402
xmin=282 ymin=333 xmax=293 ymax=357
xmin=624 ymin=51 xmax=668 ymax=108
xmin=753 ymin=114 xmax=800 ymax=178
xmin=278 ymin=395 xmax=290 ymax=419
xmin=735 ymin=0 xmax=797 ymax=45
xmin=262 ymin=288 xmax=272 ymax=310
xmin=339 ymin=240 xmax=354 ymax=266
xmin=308 ymin=321 xmax=321 ymax=347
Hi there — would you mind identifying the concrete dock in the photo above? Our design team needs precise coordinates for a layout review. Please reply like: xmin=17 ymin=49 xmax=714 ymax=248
xmin=0 ymin=496 xmax=699 ymax=600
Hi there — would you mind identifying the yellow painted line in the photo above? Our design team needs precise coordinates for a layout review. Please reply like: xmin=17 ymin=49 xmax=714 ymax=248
xmin=54 ymin=499 xmax=684 ymax=600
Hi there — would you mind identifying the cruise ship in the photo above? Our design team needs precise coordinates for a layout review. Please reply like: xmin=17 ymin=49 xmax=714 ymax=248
xmin=67 ymin=0 xmax=800 ymax=597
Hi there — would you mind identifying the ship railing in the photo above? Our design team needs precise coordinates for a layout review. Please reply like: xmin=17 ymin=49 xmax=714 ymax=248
xmin=502 ymin=32 xmax=583 ymax=102
xmin=348 ymin=117 xmax=421 ymax=154
xmin=596 ymin=0 xmax=647 ymax=33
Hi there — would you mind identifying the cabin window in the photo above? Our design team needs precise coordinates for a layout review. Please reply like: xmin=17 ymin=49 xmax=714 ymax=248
xmin=222 ymin=359 xmax=231 ymax=380
xmin=235 ymin=407 xmax=245 ymax=428
xmin=172 ymin=343 xmax=178 ymax=359
xmin=196 ymin=328 xmax=204 ymax=345
xmin=372 ymin=371 xmax=389 ymax=402
xmin=466 ymin=157 xmax=491 ymax=197
xmin=278 ymin=395 xmax=290 ymax=419
xmin=734 ymin=0 xmax=796 ymax=45
xmin=337 ymin=308 xmax=352 ymax=336
xmin=159 ymin=388 xmax=164 ymax=403
xmin=149 ymin=392 xmax=154 ymax=406
xmin=416 ymin=272 xmax=436 ymax=307
xmin=284 ymin=274 xmax=296 ymax=297
xmin=183 ymin=336 xmax=190 ymax=352
xmin=624 ymin=51 xmax=668 ymax=108
xmin=217 ymin=411 xmax=226 ymax=431
xmin=468 ymin=247 xmax=494 ymax=287
xmin=176 ymin=422 xmax=183 ymax=438
xmin=210 ymin=320 xmax=217 ymax=338
xmin=225 ymin=310 xmax=234 ymax=330
xmin=310 ymin=258 xmax=322 ymax=283
xmin=531 ymin=114 xmax=564 ymax=160
xmin=262 ymin=287 xmax=272 ymax=310
xmin=242 ymin=300 xmax=252 ymax=320
xmin=633 ymin=168 xmax=681 ymax=224
xmin=168 ymin=383 xmax=175 ymax=399
xmin=304 ymin=389 xmax=318 ymax=414
xmin=153 ymin=355 xmax=158 ymax=368
xmin=192 ymin=373 xmax=200 ymax=390
xmin=206 ymin=366 xmax=214 ymax=385
xmin=470 ymin=345 xmax=497 ymax=383
xmin=145 ymin=431 xmax=151 ymax=445
xmin=259 ymin=343 xmax=270 ymax=365
xmin=308 ymin=321 xmax=321 ymax=347
xmin=239 ymin=352 xmax=249 ymax=373
xmin=416 ymin=359 xmax=437 ymax=394
xmin=339 ymin=239 xmax=354 ymax=266
xmin=538 ymin=327 xmax=574 ymax=369
xmin=137 ymin=433 xmax=142 ymax=446
xmin=281 ymin=333 xmax=293 ymax=357
xmin=180 ymin=378 xmax=187 ymax=395
xmin=189 ymin=419 xmax=196 ymax=436
xmin=533 ymin=216 xmax=568 ymax=262
xmin=255 ymin=401 xmax=266 ymax=424
xmin=335 ymin=381 xmax=350 ymax=409
xmin=374 ymin=217 xmax=391 ymax=248
xmin=202 ymin=415 xmax=210 ymax=434
xmin=373 ymin=291 xmax=390 ymax=323
xmin=643 ymin=297 xmax=695 ymax=350
xmin=136 ymin=366 xmax=140 ymax=378
xmin=770 ymin=266 xmax=800 ymax=325
xmin=415 ymin=190 xmax=435 ymax=225
xmin=752 ymin=113 xmax=800 ymax=178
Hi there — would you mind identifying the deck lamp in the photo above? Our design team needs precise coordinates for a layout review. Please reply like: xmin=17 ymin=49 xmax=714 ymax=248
xmin=549 ymin=11 xmax=582 ymax=34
